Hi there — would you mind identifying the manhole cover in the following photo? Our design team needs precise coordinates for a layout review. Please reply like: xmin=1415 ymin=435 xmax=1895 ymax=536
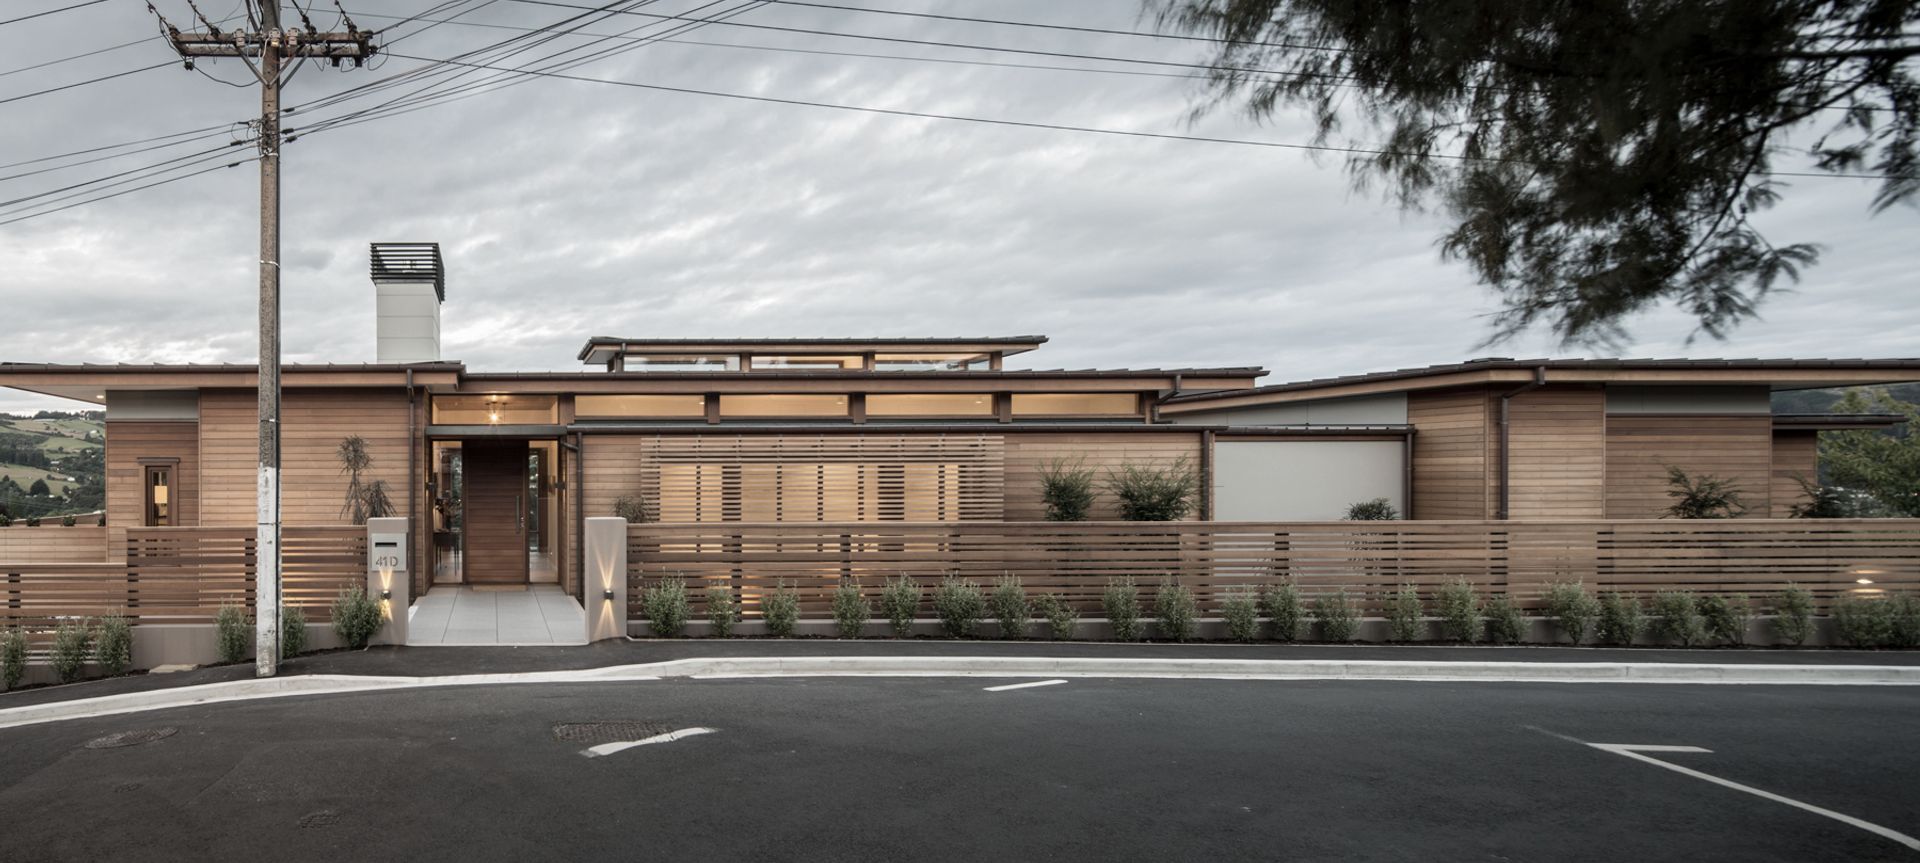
xmin=552 ymin=721 xmax=671 ymax=746
xmin=83 ymin=727 xmax=178 ymax=749
xmin=299 ymin=810 xmax=339 ymax=829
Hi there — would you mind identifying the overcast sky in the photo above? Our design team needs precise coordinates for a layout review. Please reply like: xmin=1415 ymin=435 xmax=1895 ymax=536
xmin=2 ymin=0 xmax=1915 ymax=413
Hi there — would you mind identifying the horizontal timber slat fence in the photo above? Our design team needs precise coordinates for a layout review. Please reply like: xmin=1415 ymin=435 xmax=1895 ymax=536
xmin=626 ymin=519 xmax=1920 ymax=619
xmin=2 ymin=526 xmax=365 ymax=640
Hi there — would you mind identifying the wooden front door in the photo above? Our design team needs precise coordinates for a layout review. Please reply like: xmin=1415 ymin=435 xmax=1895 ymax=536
xmin=462 ymin=440 xmax=529 ymax=584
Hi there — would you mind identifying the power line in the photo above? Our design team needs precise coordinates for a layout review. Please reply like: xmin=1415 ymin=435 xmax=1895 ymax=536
xmin=755 ymin=0 xmax=1351 ymax=53
xmin=0 ymin=157 xmax=255 ymax=227
xmin=0 ymin=0 xmax=111 ymax=29
xmin=380 ymin=50 xmax=1913 ymax=182
xmin=0 ymin=61 xmax=175 ymax=107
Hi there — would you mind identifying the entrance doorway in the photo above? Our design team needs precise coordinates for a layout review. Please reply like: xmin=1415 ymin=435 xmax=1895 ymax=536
xmin=430 ymin=438 xmax=567 ymax=587
xmin=463 ymin=440 xmax=530 ymax=584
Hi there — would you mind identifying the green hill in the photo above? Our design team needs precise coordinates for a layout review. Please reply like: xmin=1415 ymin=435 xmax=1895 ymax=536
xmin=0 ymin=411 xmax=104 ymax=519
xmin=1771 ymin=382 xmax=1920 ymax=414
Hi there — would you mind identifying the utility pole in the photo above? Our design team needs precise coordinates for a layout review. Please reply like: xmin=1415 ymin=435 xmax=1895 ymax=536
xmin=159 ymin=2 xmax=377 ymax=677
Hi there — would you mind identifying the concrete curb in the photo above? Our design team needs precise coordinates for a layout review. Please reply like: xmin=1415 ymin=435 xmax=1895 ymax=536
xmin=4 ymin=657 xmax=1917 ymax=730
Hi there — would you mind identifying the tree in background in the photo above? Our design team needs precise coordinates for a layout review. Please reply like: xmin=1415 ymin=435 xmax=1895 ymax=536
xmin=1821 ymin=388 xmax=1920 ymax=516
xmin=336 ymin=435 xmax=395 ymax=525
xmin=26 ymin=479 xmax=50 ymax=497
xmin=1153 ymin=0 xmax=1919 ymax=347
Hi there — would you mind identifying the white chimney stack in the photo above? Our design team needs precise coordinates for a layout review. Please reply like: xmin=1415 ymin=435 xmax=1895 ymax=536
xmin=370 ymin=242 xmax=444 ymax=364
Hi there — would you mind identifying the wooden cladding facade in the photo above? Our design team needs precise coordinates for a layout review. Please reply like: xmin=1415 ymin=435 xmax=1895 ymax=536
xmin=105 ymin=420 xmax=199 ymax=529
xmin=1604 ymin=415 xmax=1774 ymax=519
xmin=1004 ymin=431 xmax=1203 ymax=521
xmin=1409 ymin=384 xmax=1808 ymax=521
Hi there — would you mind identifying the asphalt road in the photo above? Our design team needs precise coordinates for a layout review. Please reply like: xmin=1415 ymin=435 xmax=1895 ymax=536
xmin=2 ymin=678 xmax=1916 ymax=862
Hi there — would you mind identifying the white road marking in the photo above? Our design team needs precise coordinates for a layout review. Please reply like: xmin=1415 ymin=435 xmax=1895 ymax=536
xmin=581 ymin=726 xmax=716 ymax=758
xmin=1531 ymin=728 xmax=1920 ymax=853
xmin=983 ymin=679 xmax=1068 ymax=692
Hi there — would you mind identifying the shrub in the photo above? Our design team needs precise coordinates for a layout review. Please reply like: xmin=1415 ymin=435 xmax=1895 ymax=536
xmin=281 ymin=606 xmax=308 ymax=658
xmin=1662 ymin=466 xmax=1746 ymax=519
xmin=1344 ymin=498 xmax=1400 ymax=520
xmin=1891 ymin=594 xmax=1920 ymax=650
xmin=643 ymin=577 xmax=692 ymax=637
xmin=95 ymin=614 xmax=133 ymax=676
xmin=1831 ymin=594 xmax=1891 ymax=647
xmin=1220 ymin=588 xmax=1260 ymax=643
xmin=1038 ymin=458 xmax=1095 ymax=521
xmin=831 ymin=581 xmax=871 ymax=639
xmin=217 ymin=601 xmax=253 ymax=661
xmin=1482 ymin=596 xmax=1525 ymax=644
xmin=1436 ymin=579 xmax=1481 ymax=643
xmin=1154 ymin=579 xmax=1197 ymax=642
xmin=1 ymin=628 xmax=25 ymax=690
xmin=1770 ymin=586 xmax=1815 ymax=646
xmin=25 ymin=516 xmax=39 ymax=527
xmin=612 ymin=494 xmax=648 ymax=523
xmin=60 ymin=514 xmax=76 ymax=527
xmin=1699 ymin=594 xmax=1752 ymax=646
xmin=988 ymin=575 xmax=1029 ymax=639
xmin=1596 ymin=592 xmax=1646 ymax=646
xmin=1034 ymin=594 xmax=1079 ymax=640
xmin=879 ymin=575 xmax=922 ymax=638
xmin=1313 ymin=590 xmax=1359 ymax=642
xmin=932 ymin=576 xmax=986 ymax=638
xmin=330 ymin=585 xmax=382 ymax=650
xmin=1103 ymin=578 xmax=1142 ymax=641
xmin=1543 ymin=582 xmax=1600 ymax=645
xmin=0 ymin=513 xmax=10 ymax=527
xmin=706 ymin=584 xmax=740 ymax=637
xmin=1105 ymin=460 xmax=1197 ymax=521
xmin=762 ymin=583 xmax=801 ymax=637
xmin=97 ymin=514 xmax=106 ymax=526
xmin=1787 ymin=476 xmax=1853 ymax=518
xmin=52 ymin=619 xmax=92 ymax=683
xmin=1385 ymin=583 xmax=1423 ymax=642
xmin=1649 ymin=591 xmax=1707 ymax=646
xmin=1262 ymin=581 xmax=1304 ymax=642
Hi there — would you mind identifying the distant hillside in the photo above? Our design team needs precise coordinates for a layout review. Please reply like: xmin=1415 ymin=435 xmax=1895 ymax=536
xmin=1771 ymin=382 xmax=1920 ymax=414
xmin=0 ymin=411 xmax=104 ymax=519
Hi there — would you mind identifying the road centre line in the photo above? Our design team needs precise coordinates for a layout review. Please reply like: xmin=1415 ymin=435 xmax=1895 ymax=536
xmin=983 ymin=679 xmax=1068 ymax=692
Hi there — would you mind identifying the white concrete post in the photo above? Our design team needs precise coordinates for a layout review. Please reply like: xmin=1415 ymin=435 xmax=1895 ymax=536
xmin=366 ymin=516 xmax=410 ymax=646
xmin=585 ymin=517 xmax=628 ymax=643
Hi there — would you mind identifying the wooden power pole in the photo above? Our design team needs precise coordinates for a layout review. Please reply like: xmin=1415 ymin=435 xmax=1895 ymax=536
xmin=161 ymin=2 xmax=377 ymax=677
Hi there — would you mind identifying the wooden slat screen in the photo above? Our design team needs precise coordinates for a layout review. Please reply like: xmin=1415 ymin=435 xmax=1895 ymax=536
xmin=635 ymin=435 xmax=1004 ymax=523
xmin=627 ymin=519 xmax=1920 ymax=619
xmin=0 ymin=526 xmax=110 ymax=563
xmin=1 ymin=526 xmax=367 ymax=649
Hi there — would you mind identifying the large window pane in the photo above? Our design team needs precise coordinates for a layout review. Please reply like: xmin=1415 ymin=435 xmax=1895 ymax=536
xmin=866 ymin=393 xmax=994 ymax=417
xmin=622 ymin=354 xmax=739 ymax=371
xmin=432 ymin=394 xmax=558 ymax=424
xmin=575 ymin=394 xmax=706 ymax=418
xmin=873 ymin=353 xmax=987 ymax=372
xmin=718 ymin=394 xmax=849 ymax=417
xmin=1009 ymin=393 xmax=1138 ymax=416
xmin=751 ymin=355 xmax=864 ymax=371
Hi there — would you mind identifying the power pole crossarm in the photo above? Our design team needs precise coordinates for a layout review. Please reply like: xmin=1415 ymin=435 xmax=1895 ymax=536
xmin=158 ymin=3 xmax=377 ymax=678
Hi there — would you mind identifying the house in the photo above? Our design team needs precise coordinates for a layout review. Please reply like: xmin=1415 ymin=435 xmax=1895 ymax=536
xmin=0 ymin=243 xmax=1914 ymax=608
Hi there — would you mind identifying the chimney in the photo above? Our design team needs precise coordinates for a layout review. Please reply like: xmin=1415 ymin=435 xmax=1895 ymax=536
xmin=369 ymin=242 xmax=445 ymax=364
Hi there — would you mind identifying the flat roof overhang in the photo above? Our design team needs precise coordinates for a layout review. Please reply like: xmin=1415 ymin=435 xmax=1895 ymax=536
xmin=577 ymin=336 xmax=1050 ymax=365
xmin=1160 ymin=359 xmax=1920 ymax=414
xmin=0 ymin=363 xmax=464 ymax=404
xmin=427 ymin=424 xmax=569 ymax=439
xmin=1771 ymin=413 xmax=1908 ymax=431
xmin=563 ymin=421 xmax=1408 ymax=435
xmin=459 ymin=368 xmax=1266 ymax=395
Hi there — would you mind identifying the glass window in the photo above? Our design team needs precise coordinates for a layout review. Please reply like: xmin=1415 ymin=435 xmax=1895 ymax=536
xmin=145 ymin=465 xmax=171 ymax=527
xmin=873 ymin=353 xmax=989 ymax=372
xmin=866 ymin=393 xmax=995 ymax=417
xmin=751 ymin=355 xmax=864 ymax=371
xmin=718 ymin=394 xmax=849 ymax=417
xmin=1009 ymin=393 xmax=1138 ymax=416
xmin=432 ymin=394 xmax=559 ymax=425
xmin=623 ymin=354 xmax=739 ymax=371
xmin=575 ymin=394 xmax=706 ymax=418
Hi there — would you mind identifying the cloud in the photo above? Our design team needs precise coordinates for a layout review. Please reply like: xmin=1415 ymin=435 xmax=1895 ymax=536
xmin=1 ymin=0 xmax=1915 ymax=414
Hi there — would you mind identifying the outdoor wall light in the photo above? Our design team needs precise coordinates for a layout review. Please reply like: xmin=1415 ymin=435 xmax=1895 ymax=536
xmin=603 ymin=589 xmax=615 ymax=601
xmin=1857 ymin=578 xmax=1875 ymax=585
xmin=381 ymin=589 xmax=392 ymax=600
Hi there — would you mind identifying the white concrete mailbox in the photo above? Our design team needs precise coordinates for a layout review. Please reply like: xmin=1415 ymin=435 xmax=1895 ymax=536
xmin=370 ymin=532 xmax=408 ymax=573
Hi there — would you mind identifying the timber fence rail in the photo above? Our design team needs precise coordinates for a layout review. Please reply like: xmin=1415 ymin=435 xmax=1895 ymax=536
xmin=626 ymin=519 xmax=1920 ymax=620
xmin=1 ymin=526 xmax=365 ymax=646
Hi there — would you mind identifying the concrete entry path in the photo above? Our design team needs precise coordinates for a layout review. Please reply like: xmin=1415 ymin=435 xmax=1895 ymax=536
xmin=406 ymin=585 xmax=585 ymax=646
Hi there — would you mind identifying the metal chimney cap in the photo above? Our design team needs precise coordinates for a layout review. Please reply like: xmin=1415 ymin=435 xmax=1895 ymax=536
xmin=369 ymin=242 xmax=444 ymax=301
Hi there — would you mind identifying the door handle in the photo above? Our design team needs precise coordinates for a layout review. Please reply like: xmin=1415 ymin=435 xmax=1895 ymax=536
xmin=518 ymin=493 xmax=526 ymax=534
